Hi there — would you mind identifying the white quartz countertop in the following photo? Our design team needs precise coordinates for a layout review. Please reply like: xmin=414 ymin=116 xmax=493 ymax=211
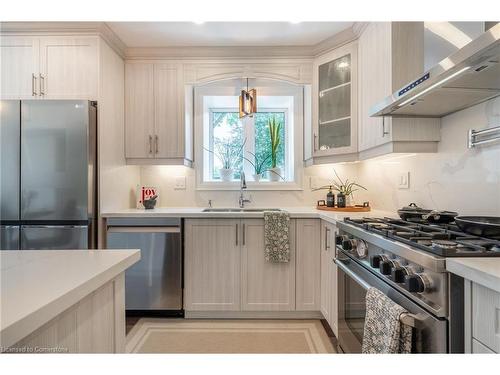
xmin=101 ymin=206 xmax=397 ymax=224
xmin=0 ymin=249 xmax=140 ymax=348
xmin=446 ymin=258 xmax=500 ymax=293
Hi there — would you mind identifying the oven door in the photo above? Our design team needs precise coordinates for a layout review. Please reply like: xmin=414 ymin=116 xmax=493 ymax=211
xmin=336 ymin=251 xmax=448 ymax=353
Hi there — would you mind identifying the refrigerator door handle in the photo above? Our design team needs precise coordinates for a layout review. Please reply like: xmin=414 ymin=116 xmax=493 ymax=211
xmin=22 ymin=225 xmax=88 ymax=229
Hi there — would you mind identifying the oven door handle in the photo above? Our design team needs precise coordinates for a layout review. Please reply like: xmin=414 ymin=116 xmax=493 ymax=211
xmin=336 ymin=258 xmax=372 ymax=290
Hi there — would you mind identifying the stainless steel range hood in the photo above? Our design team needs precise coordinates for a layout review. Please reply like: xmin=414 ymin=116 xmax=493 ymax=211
xmin=370 ymin=22 xmax=500 ymax=118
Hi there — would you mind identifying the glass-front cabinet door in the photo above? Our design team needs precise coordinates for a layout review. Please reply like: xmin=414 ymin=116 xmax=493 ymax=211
xmin=313 ymin=42 xmax=358 ymax=157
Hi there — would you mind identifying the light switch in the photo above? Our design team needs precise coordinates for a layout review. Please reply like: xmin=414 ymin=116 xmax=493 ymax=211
xmin=174 ymin=176 xmax=186 ymax=190
xmin=398 ymin=172 xmax=410 ymax=189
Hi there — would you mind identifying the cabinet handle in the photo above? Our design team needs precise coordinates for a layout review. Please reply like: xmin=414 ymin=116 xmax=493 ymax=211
xmin=242 ymin=223 xmax=246 ymax=246
xmin=155 ymin=135 xmax=159 ymax=154
xmin=313 ymin=133 xmax=318 ymax=151
xmin=39 ymin=74 xmax=45 ymax=96
xmin=236 ymin=223 xmax=239 ymax=246
xmin=32 ymin=73 xmax=37 ymax=96
xmin=325 ymin=227 xmax=331 ymax=250
xmin=149 ymin=135 xmax=153 ymax=154
xmin=382 ymin=117 xmax=389 ymax=138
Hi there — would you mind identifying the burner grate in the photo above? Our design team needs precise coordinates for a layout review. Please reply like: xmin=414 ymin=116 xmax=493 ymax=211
xmin=344 ymin=217 xmax=500 ymax=257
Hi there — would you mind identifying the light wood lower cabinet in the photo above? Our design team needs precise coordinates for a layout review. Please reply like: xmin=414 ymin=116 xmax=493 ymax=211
xmin=184 ymin=219 xmax=241 ymax=311
xmin=295 ymin=219 xmax=321 ymax=311
xmin=11 ymin=274 xmax=125 ymax=353
xmin=320 ymin=220 xmax=338 ymax=336
xmin=241 ymin=219 xmax=296 ymax=311
xmin=184 ymin=218 xmax=321 ymax=314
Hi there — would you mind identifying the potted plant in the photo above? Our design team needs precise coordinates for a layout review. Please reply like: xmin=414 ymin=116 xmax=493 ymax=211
xmin=243 ymin=152 xmax=272 ymax=182
xmin=205 ymin=140 xmax=245 ymax=182
xmin=267 ymin=116 xmax=283 ymax=182
xmin=314 ymin=169 xmax=367 ymax=207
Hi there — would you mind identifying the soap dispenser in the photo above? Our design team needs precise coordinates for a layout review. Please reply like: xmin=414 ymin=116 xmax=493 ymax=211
xmin=326 ymin=186 xmax=335 ymax=207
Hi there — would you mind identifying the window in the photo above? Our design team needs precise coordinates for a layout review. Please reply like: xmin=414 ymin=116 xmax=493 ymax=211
xmin=208 ymin=109 xmax=287 ymax=181
xmin=195 ymin=79 xmax=303 ymax=190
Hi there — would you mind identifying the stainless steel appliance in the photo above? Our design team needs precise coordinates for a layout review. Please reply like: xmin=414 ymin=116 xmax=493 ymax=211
xmin=106 ymin=217 xmax=183 ymax=314
xmin=0 ymin=100 xmax=97 ymax=250
xmin=335 ymin=216 xmax=500 ymax=353
xmin=370 ymin=22 xmax=500 ymax=117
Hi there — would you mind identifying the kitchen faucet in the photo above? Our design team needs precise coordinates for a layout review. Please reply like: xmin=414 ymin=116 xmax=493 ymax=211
xmin=238 ymin=171 xmax=251 ymax=208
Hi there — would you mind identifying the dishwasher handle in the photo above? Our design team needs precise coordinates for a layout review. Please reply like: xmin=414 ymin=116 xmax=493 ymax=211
xmin=107 ymin=226 xmax=180 ymax=233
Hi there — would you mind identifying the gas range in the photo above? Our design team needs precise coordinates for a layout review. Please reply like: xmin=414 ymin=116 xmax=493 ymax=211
xmin=343 ymin=217 xmax=500 ymax=257
xmin=335 ymin=216 xmax=474 ymax=352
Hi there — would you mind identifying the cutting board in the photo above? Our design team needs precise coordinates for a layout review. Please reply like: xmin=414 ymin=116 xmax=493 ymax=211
xmin=316 ymin=206 xmax=371 ymax=212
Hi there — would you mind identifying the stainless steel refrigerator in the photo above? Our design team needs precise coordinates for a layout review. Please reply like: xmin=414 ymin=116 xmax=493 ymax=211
xmin=0 ymin=100 xmax=97 ymax=250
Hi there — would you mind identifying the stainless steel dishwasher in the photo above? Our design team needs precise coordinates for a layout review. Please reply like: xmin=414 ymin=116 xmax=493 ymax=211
xmin=106 ymin=217 xmax=183 ymax=316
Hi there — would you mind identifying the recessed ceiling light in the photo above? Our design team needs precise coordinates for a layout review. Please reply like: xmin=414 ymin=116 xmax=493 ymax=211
xmin=193 ymin=21 xmax=205 ymax=25
xmin=289 ymin=21 xmax=302 ymax=24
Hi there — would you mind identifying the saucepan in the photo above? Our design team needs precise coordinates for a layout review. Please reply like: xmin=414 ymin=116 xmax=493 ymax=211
xmin=454 ymin=216 xmax=500 ymax=238
xmin=397 ymin=203 xmax=458 ymax=224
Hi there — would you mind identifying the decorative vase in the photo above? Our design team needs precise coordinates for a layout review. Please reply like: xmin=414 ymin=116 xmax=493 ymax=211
xmin=346 ymin=194 xmax=353 ymax=207
xmin=268 ymin=167 xmax=282 ymax=182
xmin=219 ymin=168 xmax=234 ymax=182
xmin=253 ymin=173 xmax=262 ymax=182
xmin=337 ymin=193 xmax=346 ymax=208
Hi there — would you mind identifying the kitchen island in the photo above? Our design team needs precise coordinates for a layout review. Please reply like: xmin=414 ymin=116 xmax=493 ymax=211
xmin=0 ymin=249 xmax=140 ymax=353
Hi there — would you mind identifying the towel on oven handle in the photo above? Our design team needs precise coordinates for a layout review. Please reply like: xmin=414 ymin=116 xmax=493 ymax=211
xmin=362 ymin=287 xmax=413 ymax=354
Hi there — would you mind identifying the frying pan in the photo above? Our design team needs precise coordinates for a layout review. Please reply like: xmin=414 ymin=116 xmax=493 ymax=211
xmin=454 ymin=216 xmax=500 ymax=238
xmin=397 ymin=203 xmax=458 ymax=224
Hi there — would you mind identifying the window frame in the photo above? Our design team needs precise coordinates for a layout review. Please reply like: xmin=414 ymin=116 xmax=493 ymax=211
xmin=194 ymin=79 xmax=304 ymax=191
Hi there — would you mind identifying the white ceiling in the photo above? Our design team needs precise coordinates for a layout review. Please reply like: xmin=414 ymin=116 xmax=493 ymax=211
xmin=107 ymin=22 xmax=353 ymax=47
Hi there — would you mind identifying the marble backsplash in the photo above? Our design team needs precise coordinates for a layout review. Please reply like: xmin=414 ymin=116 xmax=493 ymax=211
xmin=136 ymin=98 xmax=499 ymax=215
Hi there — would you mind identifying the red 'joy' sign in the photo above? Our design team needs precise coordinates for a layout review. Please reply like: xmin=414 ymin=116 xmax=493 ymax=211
xmin=140 ymin=186 xmax=157 ymax=203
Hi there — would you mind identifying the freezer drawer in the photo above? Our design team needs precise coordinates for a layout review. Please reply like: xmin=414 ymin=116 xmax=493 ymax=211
xmin=107 ymin=226 xmax=182 ymax=311
xmin=20 ymin=225 xmax=88 ymax=250
xmin=1 ymin=226 xmax=20 ymax=250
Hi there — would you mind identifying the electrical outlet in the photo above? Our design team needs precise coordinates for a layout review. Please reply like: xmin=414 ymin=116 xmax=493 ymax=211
xmin=398 ymin=172 xmax=410 ymax=189
xmin=174 ymin=176 xmax=186 ymax=190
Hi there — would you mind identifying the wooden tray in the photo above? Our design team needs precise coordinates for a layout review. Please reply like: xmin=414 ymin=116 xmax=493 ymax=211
xmin=316 ymin=205 xmax=371 ymax=212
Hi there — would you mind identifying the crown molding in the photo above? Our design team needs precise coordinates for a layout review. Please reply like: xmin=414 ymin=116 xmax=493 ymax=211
xmin=311 ymin=26 xmax=359 ymax=56
xmin=1 ymin=22 xmax=369 ymax=60
xmin=125 ymin=45 xmax=316 ymax=60
xmin=0 ymin=21 xmax=126 ymax=58
xmin=352 ymin=22 xmax=369 ymax=37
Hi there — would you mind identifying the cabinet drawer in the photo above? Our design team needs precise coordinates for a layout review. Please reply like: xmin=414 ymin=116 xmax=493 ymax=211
xmin=472 ymin=339 xmax=496 ymax=354
xmin=472 ymin=282 xmax=500 ymax=353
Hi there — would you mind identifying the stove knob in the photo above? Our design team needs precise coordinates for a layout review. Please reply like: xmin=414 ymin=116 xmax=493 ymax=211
xmin=379 ymin=260 xmax=393 ymax=275
xmin=370 ymin=255 xmax=382 ymax=268
xmin=336 ymin=235 xmax=348 ymax=245
xmin=404 ymin=274 xmax=428 ymax=293
xmin=391 ymin=267 xmax=407 ymax=283
xmin=342 ymin=239 xmax=353 ymax=251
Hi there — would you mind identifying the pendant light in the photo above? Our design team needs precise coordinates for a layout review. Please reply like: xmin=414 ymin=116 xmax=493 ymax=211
xmin=239 ymin=78 xmax=257 ymax=118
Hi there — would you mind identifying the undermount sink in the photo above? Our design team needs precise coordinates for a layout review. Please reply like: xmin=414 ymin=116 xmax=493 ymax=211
xmin=202 ymin=208 xmax=282 ymax=213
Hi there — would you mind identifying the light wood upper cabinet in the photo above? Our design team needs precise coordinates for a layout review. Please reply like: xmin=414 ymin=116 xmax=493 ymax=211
xmin=0 ymin=35 xmax=98 ymax=100
xmin=357 ymin=22 xmax=441 ymax=158
xmin=154 ymin=64 xmax=184 ymax=158
xmin=39 ymin=36 xmax=98 ymax=99
xmin=184 ymin=219 xmax=241 ymax=311
xmin=0 ymin=36 xmax=39 ymax=99
xmin=125 ymin=63 xmax=155 ymax=159
xmin=125 ymin=62 xmax=190 ymax=164
xmin=241 ymin=219 xmax=295 ymax=311
xmin=312 ymin=42 xmax=358 ymax=158
xmin=296 ymin=219 xmax=321 ymax=311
